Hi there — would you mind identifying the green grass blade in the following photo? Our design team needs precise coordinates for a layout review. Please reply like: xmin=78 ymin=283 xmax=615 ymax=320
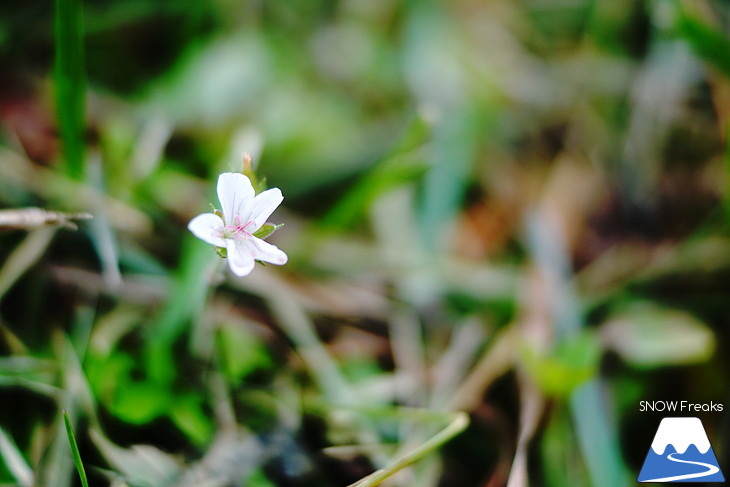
xmin=145 ymin=234 xmax=213 ymax=383
xmin=0 ymin=426 xmax=33 ymax=487
xmin=0 ymin=229 xmax=56 ymax=300
xmin=319 ymin=116 xmax=429 ymax=230
xmin=527 ymin=214 xmax=630 ymax=486
xmin=346 ymin=411 xmax=469 ymax=487
xmin=63 ymin=411 xmax=89 ymax=487
xmin=417 ymin=105 xmax=486 ymax=252
xmin=676 ymin=12 xmax=730 ymax=78
xmin=54 ymin=0 xmax=86 ymax=179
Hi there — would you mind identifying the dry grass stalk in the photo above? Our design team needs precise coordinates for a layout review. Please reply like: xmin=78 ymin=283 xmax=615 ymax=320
xmin=0 ymin=208 xmax=92 ymax=230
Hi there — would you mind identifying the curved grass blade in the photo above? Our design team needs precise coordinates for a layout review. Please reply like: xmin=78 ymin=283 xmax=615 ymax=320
xmin=63 ymin=411 xmax=89 ymax=487
xmin=345 ymin=410 xmax=469 ymax=487
xmin=0 ymin=427 xmax=33 ymax=487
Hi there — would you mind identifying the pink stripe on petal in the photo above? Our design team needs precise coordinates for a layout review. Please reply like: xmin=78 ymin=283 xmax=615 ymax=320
xmin=217 ymin=173 xmax=255 ymax=225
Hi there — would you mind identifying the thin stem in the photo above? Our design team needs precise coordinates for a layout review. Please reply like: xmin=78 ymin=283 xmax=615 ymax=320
xmin=346 ymin=411 xmax=469 ymax=487
xmin=63 ymin=411 xmax=89 ymax=487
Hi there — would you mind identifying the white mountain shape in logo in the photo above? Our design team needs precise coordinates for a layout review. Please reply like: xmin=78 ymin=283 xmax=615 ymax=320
xmin=638 ymin=417 xmax=723 ymax=483
xmin=651 ymin=417 xmax=711 ymax=455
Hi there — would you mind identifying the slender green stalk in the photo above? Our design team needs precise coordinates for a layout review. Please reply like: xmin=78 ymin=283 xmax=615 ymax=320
xmin=346 ymin=411 xmax=469 ymax=487
xmin=63 ymin=411 xmax=89 ymax=487
xmin=54 ymin=0 xmax=86 ymax=179
xmin=526 ymin=213 xmax=630 ymax=486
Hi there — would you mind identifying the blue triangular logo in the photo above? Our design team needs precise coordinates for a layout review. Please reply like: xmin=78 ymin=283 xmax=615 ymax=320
xmin=638 ymin=417 xmax=725 ymax=483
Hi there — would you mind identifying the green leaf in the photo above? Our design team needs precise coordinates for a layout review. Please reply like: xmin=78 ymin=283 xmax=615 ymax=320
xmin=244 ymin=468 xmax=277 ymax=487
xmin=252 ymin=223 xmax=283 ymax=240
xmin=600 ymin=303 xmax=715 ymax=368
xmin=521 ymin=332 xmax=602 ymax=397
xmin=676 ymin=13 xmax=730 ymax=78
xmin=169 ymin=395 xmax=213 ymax=447
xmin=110 ymin=382 xmax=170 ymax=424
xmin=145 ymin=234 xmax=212 ymax=383
xmin=63 ymin=411 xmax=89 ymax=487
xmin=216 ymin=324 xmax=272 ymax=383
xmin=86 ymin=351 xmax=135 ymax=401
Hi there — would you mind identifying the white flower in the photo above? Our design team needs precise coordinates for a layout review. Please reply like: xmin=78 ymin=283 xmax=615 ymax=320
xmin=188 ymin=172 xmax=288 ymax=276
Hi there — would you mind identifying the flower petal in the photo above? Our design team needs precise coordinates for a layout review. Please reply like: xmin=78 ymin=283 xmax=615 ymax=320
xmin=217 ymin=173 xmax=255 ymax=225
xmin=248 ymin=188 xmax=283 ymax=231
xmin=226 ymin=240 xmax=255 ymax=276
xmin=188 ymin=213 xmax=226 ymax=247
xmin=248 ymin=236 xmax=288 ymax=265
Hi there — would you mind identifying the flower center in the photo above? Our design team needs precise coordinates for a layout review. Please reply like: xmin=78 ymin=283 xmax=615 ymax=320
xmin=222 ymin=216 xmax=255 ymax=240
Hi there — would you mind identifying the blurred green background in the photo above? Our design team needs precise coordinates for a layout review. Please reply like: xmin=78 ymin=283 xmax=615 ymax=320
xmin=1 ymin=0 xmax=730 ymax=486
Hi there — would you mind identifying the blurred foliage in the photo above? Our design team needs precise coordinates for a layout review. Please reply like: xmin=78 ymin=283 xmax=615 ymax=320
xmin=1 ymin=0 xmax=730 ymax=486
